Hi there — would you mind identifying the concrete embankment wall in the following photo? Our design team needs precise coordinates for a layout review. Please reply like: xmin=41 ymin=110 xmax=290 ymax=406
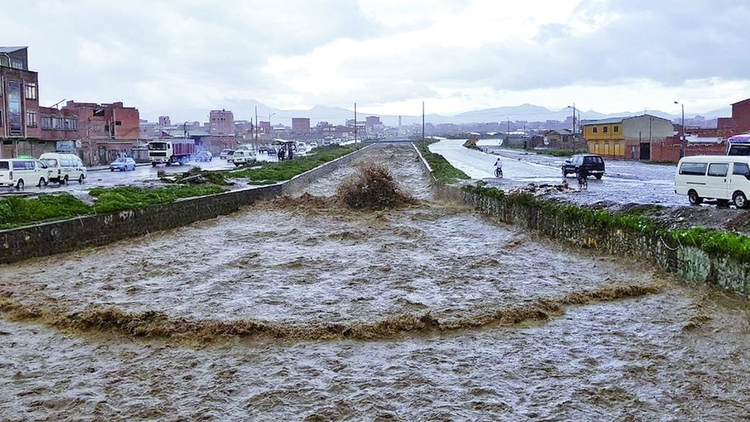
xmin=0 ymin=145 xmax=373 ymax=265
xmin=451 ymin=187 xmax=750 ymax=296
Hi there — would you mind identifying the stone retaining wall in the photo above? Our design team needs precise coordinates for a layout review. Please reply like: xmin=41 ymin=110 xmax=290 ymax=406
xmin=454 ymin=188 xmax=750 ymax=296
xmin=0 ymin=145 xmax=373 ymax=265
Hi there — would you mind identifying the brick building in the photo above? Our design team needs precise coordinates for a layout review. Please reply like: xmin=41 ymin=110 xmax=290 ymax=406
xmin=366 ymin=116 xmax=381 ymax=126
xmin=291 ymin=117 xmax=311 ymax=134
xmin=1 ymin=46 xmax=141 ymax=165
xmin=0 ymin=47 xmax=41 ymax=158
xmin=61 ymin=101 xmax=141 ymax=166
xmin=716 ymin=98 xmax=750 ymax=137
xmin=209 ymin=109 xmax=234 ymax=135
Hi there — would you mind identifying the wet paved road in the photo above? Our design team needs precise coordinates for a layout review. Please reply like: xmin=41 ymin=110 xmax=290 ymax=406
xmin=430 ymin=138 xmax=686 ymax=207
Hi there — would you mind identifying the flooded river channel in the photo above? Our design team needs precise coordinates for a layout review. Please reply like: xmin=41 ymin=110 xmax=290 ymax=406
xmin=2 ymin=144 xmax=750 ymax=421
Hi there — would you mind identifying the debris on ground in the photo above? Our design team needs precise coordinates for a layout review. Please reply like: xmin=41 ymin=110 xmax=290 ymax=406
xmin=336 ymin=163 xmax=419 ymax=210
xmin=158 ymin=167 xmax=233 ymax=186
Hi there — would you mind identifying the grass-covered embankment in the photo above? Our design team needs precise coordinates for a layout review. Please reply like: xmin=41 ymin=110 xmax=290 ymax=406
xmin=232 ymin=144 xmax=361 ymax=184
xmin=463 ymin=183 xmax=750 ymax=263
xmin=0 ymin=194 xmax=90 ymax=230
xmin=0 ymin=185 xmax=226 ymax=230
xmin=417 ymin=141 xmax=471 ymax=185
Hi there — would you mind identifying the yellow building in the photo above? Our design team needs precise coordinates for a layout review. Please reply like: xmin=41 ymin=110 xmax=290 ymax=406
xmin=581 ymin=114 xmax=674 ymax=160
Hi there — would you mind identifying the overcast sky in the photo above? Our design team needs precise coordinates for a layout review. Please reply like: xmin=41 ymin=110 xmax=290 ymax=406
xmin=4 ymin=0 xmax=750 ymax=123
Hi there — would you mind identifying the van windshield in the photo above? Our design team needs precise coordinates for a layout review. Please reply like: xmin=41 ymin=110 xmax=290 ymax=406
xmin=41 ymin=158 xmax=58 ymax=167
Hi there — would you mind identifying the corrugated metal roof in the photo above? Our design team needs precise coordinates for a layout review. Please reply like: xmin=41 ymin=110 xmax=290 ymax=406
xmin=581 ymin=117 xmax=626 ymax=125
xmin=581 ymin=114 xmax=671 ymax=126
xmin=0 ymin=46 xmax=26 ymax=53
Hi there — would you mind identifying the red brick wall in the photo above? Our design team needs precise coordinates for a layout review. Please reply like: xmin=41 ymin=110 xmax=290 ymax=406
xmin=113 ymin=107 xmax=140 ymax=139
xmin=649 ymin=136 xmax=726 ymax=162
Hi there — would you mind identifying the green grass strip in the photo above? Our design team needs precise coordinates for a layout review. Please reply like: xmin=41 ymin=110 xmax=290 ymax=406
xmin=0 ymin=193 xmax=90 ymax=230
xmin=89 ymin=185 xmax=226 ymax=213
xmin=464 ymin=184 xmax=750 ymax=262
xmin=231 ymin=144 xmax=361 ymax=184
xmin=417 ymin=141 xmax=470 ymax=185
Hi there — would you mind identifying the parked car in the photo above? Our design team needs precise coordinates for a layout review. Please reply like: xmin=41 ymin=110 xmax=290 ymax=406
xmin=39 ymin=152 xmax=87 ymax=184
xmin=109 ymin=157 xmax=136 ymax=171
xmin=220 ymin=149 xmax=234 ymax=160
xmin=561 ymin=153 xmax=605 ymax=179
xmin=194 ymin=151 xmax=213 ymax=162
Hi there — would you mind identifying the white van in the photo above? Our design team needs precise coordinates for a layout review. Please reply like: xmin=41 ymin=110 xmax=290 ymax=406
xmin=39 ymin=152 xmax=87 ymax=184
xmin=674 ymin=155 xmax=750 ymax=208
xmin=228 ymin=149 xmax=257 ymax=166
xmin=0 ymin=158 xmax=53 ymax=189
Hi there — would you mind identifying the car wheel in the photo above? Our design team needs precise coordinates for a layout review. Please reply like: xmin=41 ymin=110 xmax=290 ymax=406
xmin=733 ymin=191 xmax=748 ymax=209
xmin=78 ymin=174 xmax=85 ymax=184
xmin=595 ymin=174 xmax=603 ymax=180
xmin=111 ymin=168 xmax=115 ymax=172
xmin=16 ymin=179 xmax=24 ymax=190
xmin=63 ymin=175 xmax=69 ymax=185
xmin=688 ymin=190 xmax=702 ymax=205
xmin=38 ymin=177 xmax=46 ymax=187
xmin=561 ymin=169 xmax=567 ymax=177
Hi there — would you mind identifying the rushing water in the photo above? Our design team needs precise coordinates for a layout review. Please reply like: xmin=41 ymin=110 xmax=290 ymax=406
xmin=1 ymin=144 xmax=749 ymax=421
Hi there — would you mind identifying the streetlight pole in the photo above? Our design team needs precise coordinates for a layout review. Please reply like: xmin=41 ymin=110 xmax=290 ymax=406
xmin=674 ymin=101 xmax=684 ymax=140
xmin=268 ymin=112 xmax=276 ymax=139
xmin=568 ymin=103 xmax=576 ymax=151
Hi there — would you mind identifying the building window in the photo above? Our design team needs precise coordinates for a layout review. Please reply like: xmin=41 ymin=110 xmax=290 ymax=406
xmin=26 ymin=111 xmax=38 ymax=128
xmin=614 ymin=125 xmax=619 ymax=133
xmin=603 ymin=126 xmax=609 ymax=133
xmin=593 ymin=127 xmax=598 ymax=134
xmin=42 ymin=116 xmax=53 ymax=130
xmin=53 ymin=117 xmax=64 ymax=130
xmin=25 ymin=83 xmax=37 ymax=100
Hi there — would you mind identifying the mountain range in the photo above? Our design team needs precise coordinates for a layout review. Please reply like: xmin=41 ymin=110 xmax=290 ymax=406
xmin=182 ymin=99 xmax=732 ymax=127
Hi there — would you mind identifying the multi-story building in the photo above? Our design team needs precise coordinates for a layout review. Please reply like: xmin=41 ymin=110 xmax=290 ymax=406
xmin=291 ymin=117 xmax=310 ymax=134
xmin=61 ymin=101 xmax=141 ymax=166
xmin=0 ymin=47 xmax=40 ymax=158
xmin=1 ymin=46 xmax=142 ymax=164
xmin=209 ymin=109 xmax=234 ymax=135
xmin=366 ymin=116 xmax=380 ymax=126
xmin=581 ymin=114 xmax=673 ymax=160
xmin=717 ymin=98 xmax=750 ymax=137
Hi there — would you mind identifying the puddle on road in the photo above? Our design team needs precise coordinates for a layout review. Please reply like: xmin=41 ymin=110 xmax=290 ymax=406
xmin=1 ymin=144 xmax=749 ymax=420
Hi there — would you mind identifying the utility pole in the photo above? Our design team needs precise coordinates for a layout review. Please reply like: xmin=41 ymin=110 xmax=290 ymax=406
xmin=254 ymin=106 xmax=259 ymax=144
xmin=354 ymin=102 xmax=357 ymax=144
xmin=674 ymin=101 xmax=685 ymax=140
xmin=422 ymin=101 xmax=425 ymax=145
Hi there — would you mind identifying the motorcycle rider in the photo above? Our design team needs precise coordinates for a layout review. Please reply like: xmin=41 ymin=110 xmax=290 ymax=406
xmin=494 ymin=157 xmax=503 ymax=178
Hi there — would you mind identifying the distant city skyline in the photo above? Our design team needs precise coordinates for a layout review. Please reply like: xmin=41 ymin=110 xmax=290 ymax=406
xmin=4 ymin=1 xmax=750 ymax=123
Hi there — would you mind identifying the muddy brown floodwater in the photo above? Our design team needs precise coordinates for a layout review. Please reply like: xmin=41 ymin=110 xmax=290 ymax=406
xmin=2 ymin=144 xmax=750 ymax=421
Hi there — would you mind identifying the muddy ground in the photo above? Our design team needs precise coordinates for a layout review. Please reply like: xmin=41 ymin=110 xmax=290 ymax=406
xmin=1 ymin=144 xmax=750 ymax=421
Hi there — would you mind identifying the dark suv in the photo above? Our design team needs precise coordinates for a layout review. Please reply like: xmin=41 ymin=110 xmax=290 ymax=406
xmin=561 ymin=153 xmax=605 ymax=179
